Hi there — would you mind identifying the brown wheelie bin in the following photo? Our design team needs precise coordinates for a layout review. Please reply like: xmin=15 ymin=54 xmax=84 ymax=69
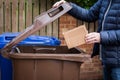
xmin=8 ymin=45 xmax=90 ymax=80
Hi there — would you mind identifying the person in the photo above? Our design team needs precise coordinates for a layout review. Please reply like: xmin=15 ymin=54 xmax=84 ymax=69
xmin=53 ymin=0 xmax=120 ymax=80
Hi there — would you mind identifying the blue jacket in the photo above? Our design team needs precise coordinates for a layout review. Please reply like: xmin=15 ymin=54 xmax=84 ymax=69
xmin=68 ymin=0 xmax=120 ymax=67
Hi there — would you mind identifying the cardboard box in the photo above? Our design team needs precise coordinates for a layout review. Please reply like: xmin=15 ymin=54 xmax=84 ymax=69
xmin=63 ymin=25 xmax=88 ymax=49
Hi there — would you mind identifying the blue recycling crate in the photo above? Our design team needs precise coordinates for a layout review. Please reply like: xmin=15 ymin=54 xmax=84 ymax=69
xmin=0 ymin=32 xmax=61 ymax=80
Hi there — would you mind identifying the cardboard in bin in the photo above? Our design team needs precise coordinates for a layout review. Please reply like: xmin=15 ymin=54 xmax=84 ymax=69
xmin=63 ymin=25 xmax=88 ymax=49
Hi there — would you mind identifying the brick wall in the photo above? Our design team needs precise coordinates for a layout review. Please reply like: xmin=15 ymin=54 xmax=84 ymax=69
xmin=59 ymin=14 xmax=103 ymax=80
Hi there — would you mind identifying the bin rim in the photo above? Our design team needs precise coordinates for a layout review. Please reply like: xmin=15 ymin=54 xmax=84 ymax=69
xmin=8 ymin=53 xmax=91 ymax=62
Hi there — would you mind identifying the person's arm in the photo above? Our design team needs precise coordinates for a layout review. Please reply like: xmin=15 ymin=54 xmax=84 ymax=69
xmin=68 ymin=0 xmax=103 ymax=22
xmin=100 ymin=30 xmax=120 ymax=46
xmin=85 ymin=29 xmax=120 ymax=46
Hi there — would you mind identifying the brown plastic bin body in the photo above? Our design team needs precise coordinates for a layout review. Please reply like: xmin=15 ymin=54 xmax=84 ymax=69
xmin=8 ymin=46 xmax=90 ymax=80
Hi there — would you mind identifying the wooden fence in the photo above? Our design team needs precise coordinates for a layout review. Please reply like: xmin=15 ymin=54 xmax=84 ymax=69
xmin=0 ymin=0 xmax=59 ymax=37
xmin=0 ymin=0 xmax=98 ymax=38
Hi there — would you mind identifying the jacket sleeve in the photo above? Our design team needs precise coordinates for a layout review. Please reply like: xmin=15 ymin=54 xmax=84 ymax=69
xmin=68 ymin=0 xmax=102 ymax=22
xmin=100 ymin=30 xmax=120 ymax=46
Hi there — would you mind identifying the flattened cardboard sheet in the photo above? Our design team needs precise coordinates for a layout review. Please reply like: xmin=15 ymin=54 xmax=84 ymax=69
xmin=63 ymin=25 xmax=88 ymax=49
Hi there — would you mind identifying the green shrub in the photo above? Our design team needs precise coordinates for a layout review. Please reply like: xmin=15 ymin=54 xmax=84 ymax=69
xmin=66 ymin=0 xmax=97 ymax=9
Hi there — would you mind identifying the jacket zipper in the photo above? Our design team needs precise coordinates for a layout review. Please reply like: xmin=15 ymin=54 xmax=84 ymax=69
xmin=100 ymin=0 xmax=112 ymax=60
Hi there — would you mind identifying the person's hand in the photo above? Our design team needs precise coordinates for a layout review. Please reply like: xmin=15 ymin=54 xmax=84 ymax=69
xmin=85 ymin=32 xmax=100 ymax=44
xmin=53 ymin=0 xmax=66 ymax=8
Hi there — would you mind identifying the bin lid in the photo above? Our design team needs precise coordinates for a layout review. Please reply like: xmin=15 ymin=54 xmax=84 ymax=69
xmin=1 ymin=2 xmax=72 ymax=53
xmin=8 ymin=53 xmax=91 ymax=62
